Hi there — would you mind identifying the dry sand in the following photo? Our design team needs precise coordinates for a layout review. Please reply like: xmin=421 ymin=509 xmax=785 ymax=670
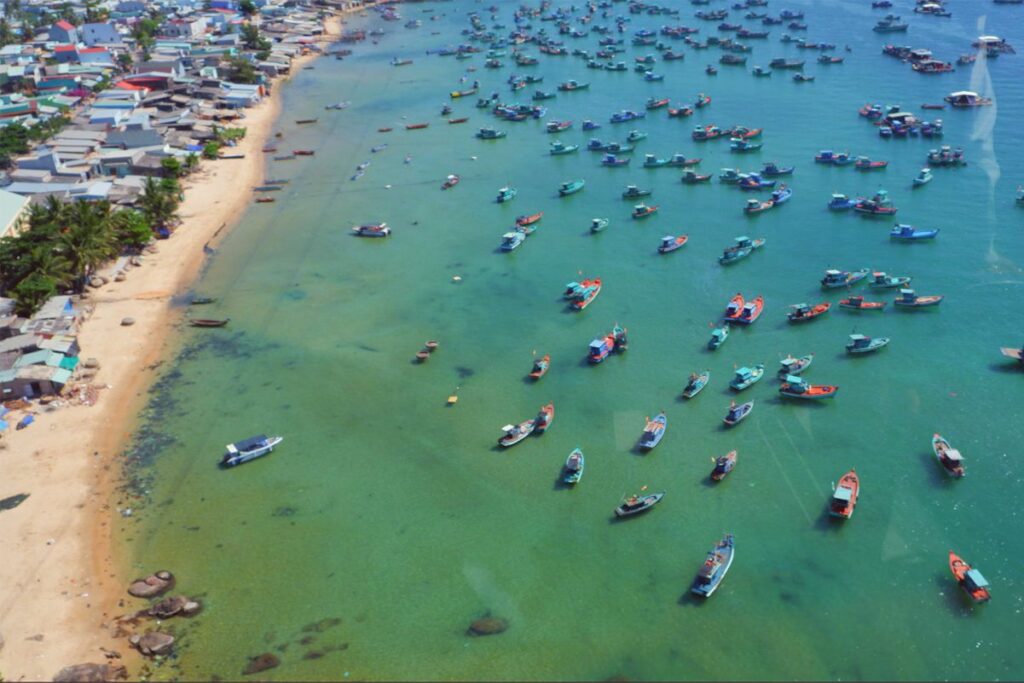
xmin=0 ymin=15 xmax=345 ymax=681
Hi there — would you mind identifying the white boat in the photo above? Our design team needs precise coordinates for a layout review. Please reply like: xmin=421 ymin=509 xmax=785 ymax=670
xmin=221 ymin=435 xmax=284 ymax=467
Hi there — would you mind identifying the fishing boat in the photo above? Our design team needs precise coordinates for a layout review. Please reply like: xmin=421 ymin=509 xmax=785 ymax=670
xmin=189 ymin=296 xmax=216 ymax=305
xmin=693 ymin=125 xmax=726 ymax=141
xmin=770 ymin=185 xmax=793 ymax=204
xmin=828 ymin=194 xmax=858 ymax=211
xmin=441 ymin=174 xmax=460 ymax=190
xmin=563 ymin=448 xmax=585 ymax=484
xmin=587 ymin=328 xmax=620 ymax=363
xmin=528 ymin=354 xmax=551 ymax=380
xmin=912 ymin=168 xmax=933 ymax=187
xmin=570 ymin=278 xmax=602 ymax=311
xmin=610 ymin=110 xmax=646 ymax=123
xmin=293 ymin=149 xmax=316 ymax=156
xmin=405 ymin=123 xmax=429 ymax=130
xmin=736 ymin=296 xmax=765 ymax=325
xmin=793 ymin=73 xmax=815 ymax=82
xmin=855 ymin=156 xmax=889 ymax=170
xmin=646 ymin=97 xmax=670 ymax=110
xmin=1000 ymin=344 xmax=1024 ymax=363
xmin=666 ymin=154 xmax=702 ymax=168
xmin=632 ymin=203 xmax=659 ymax=219
xmin=708 ymin=324 xmax=730 ymax=350
xmin=602 ymin=153 xmax=631 ymax=167
xmin=779 ymin=376 xmax=839 ymax=400
xmin=499 ymin=231 xmax=525 ymax=251
xmin=296 ymin=118 xmax=318 ymax=125
xmin=682 ymin=371 xmax=710 ymax=399
xmin=720 ymin=236 xmax=765 ymax=264
xmin=590 ymin=217 xmax=610 ymax=233
xmin=738 ymin=174 xmax=775 ymax=190
xmin=761 ymin=162 xmax=794 ymax=177
xmin=558 ymin=80 xmax=590 ymax=91
xmin=638 ymin=412 xmax=667 ymax=451
xmin=944 ymin=90 xmax=992 ymax=107
xmin=706 ymin=65 xmax=718 ymax=75
xmin=535 ymin=403 xmax=555 ymax=433
xmin=719 ymin=168 xmax=744 ymax=184
xmin=622 ymin=185 xmax=651 ymax=198
xmin=546 ymin=120 xmax=573 ymax=133
xmin=691 ymin=534 xmax=735 ymax=598
xmin=819 ymin=55 xmax=845 ymax=64
xmin=787 ymin=302 xmax=831 ymax=323
xmin=720 ymin=54 xmax=747 ymax=65
xmin=744 ymin=198 xmax=774 ymax=214
xmin=682 ymin=170 xmax=712 ymax=184
xmin=448 ymin=117 xmax=469 ymax=124
xmin=658 ymin=235 xmax=689 ymax=253
xmin=770 ymin=58 xmax=805 ymax=69
xmin=830 ymin=470 xmax=859 ymax=519
xmin=949 ymin=552 xmax=991 ymax=603
xmin=549 ymin=140 xmax=579 ymax=155
xmin=627 ymin=129 xmax=648 ymax=142
xmin=710 ymin=450 xmax=737 ymax=481
xmin=476 ymin=127 xmax=507 ymax=139
xmin=352 ymin=223 xmax=392 ymax=237
xmin=821 ymin=268 xmax=869 ymax=289
xmin=450 ymin=87 xmax=478 ymax=99
xmin=894 ymin=288 xmax=943 ymax=307
xmin=730 ymin=365 xmax=764 ymax=391
xmin=839 ymin=295 xmax=886 ymax=311
xmin=189 ymin=318 xmax=230 ymax=328
xmin=615 ymin=492 xmax=665 ymax=518
xmin=869 ymin=271 xmax=912 ymax=288
xmin=533 ymin=90 xmax=556 ymax=101
xmin=439 ymin=106 xmax=452 ymax=117
xmin=643 ymin=71 xmax=665 ymax=81
xmin=724 ymin=293 xmax=745 ymax=321
xmin=730 ymin=138 xmax=762 ymax=152
xmin=890 ymin=224 xmax=939 ymax=241
xmin=255 ymin=197 xmax=276 ymax=203
xmin=498 ymin=418 xmax=536 ymax=447
xmin=723 ymin=400 xmax=753 ymax=427
xmin=582 ymin=120 xmax=601 ymax=131
xmin=221 ymin=435 xmax=284 ymax=468
xmin=516 ymin=212 xmax=543 ymax=227
xmin=694 ymin=93 xmax=712 ymax=108
xmin=496 ymin=186 xmax=517 ymax=203
xmin=752 ymin=65 xmax=772 ymax=77
xmin=559 ymin=179 xmax=586 ymax=196
xmin=644 ymin=154 xmax=671 ymax=168
xmin=778 ymin=354 xmax=813 ymax=377
xmin=846 ymin=333 xmax=890 ymax=354
xmin=933 ymin=434 xmax=965 ymax=478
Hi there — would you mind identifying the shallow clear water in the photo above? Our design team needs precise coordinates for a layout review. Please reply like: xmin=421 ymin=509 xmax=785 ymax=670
xmin=122 ymin=1 xmax=1024 ymax=679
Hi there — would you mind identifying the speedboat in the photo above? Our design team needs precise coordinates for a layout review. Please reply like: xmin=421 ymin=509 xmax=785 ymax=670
xmin=221 ymin=435 xmax=284 ymax=468
xmin=638 ymin=411 xmax=667 ymax=450
xmin=821 ymin=268 xmax=869 ymax=289
xmin=498 ymin=419 xmax=536 ymax=447
xmin=778 ymin=354 xmax=813 ymax=377
xmin=933 ymin=434 xmax=965 ymax=477
xmin=779 ymin=376 xmax=839 ymax=400
xmin=723 ymin=400 xmax=753 ymax=427
xmin=729 ymin=364 xmax=764 ymax=391
xmin=710 ymin=452 xmax=737 ymax=481
xmin=839 ymin=295 xmax=886 ymax=311
xmin=499 ymin=231 xmax=525 ymax=251
xmin=912 ymin=168 xmax=933 ymax=187
xmin=829 ymin=469 xmax=859 ymax=519
xmin=563 ymin=448 xmax=585 ymax=484
xmin=787 ymin=302 xmax=830 ymax=323
xmin=658 ymin=235 xmax=689 ymax=253
xmin=615 ymin=492 xmax=665 ymax=518
xmin=890 ymin=224 xmax=939 ymax=241
xmin=894 ymin=288 xmax=943 ymax=307
xmin=691 ymin=535 xmax=735 ymax=597
xmin=682 ymin=371 xmax=710 ymax=399
xmin=949 ymin=552 xmax=991 ymax=603
xmin=846 ymin=333 xmax=890 ymax=354
xmin=1000 ymin=344 xmax=1024 ymax=363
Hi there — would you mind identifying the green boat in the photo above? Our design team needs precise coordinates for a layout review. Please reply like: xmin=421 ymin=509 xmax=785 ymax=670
xmin=643 ymin=154 xmax=670 ymax=168
xmin=729 ymin=364 xmax=765 ymax=391
xmin=550 ymin=140 xmax=579 ymax=155
xmin=533 ymin=90 xmax=556 ymax=101
xmin=496 ymin=186 xmax=517 ymax=203
xmin=559 ymin=179 xmax=585 ymax=196
xmin=708 ymin=324 xmax=729 ymax=350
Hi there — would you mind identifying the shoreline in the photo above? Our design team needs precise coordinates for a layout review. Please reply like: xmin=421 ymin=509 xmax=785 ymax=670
xmin=0 ymin=13 xmax=347 ymax=681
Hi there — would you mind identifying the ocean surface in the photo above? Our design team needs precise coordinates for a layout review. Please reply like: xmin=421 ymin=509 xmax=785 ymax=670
xmin=120 ymin=1 xmax=1024 ymax=679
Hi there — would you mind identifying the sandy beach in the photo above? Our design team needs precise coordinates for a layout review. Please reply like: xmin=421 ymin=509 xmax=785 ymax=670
xmin=0 ymin=14 xmax=345 ymax=681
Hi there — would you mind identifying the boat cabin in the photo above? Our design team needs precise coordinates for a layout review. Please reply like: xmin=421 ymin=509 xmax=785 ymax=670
xmin=782 ymin=375 xmax=807 ymax=391
xmin=898 ymin=288 xmax=917 ymax=301
xmin=733 ymin=367 xmax=755 ymax=382
xmin=228 ymin=435 xmax=271 ymax=455
xmin=848 ymin=334 xmax=871 ymax=349
xmin=734 ymin=236 xmax=753 ymax=248
xmin=964 ymin=569 xmax=990 ymax=592
xmin=831 ymin=486 xmax=853 ymax=511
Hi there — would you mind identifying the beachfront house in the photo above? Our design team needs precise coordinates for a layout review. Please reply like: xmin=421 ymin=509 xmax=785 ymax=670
xmin=0 ymin=188 xmax=30 ymax=239
xmin=0 ymin=358 xmax=74 ymax=398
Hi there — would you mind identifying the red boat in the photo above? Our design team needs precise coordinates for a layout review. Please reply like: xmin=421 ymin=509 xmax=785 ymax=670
xmin=695 ymin=94 xmax=711 ymax=108
xmin=571 ymin=278 xmax=602 ymax=310
xmin=657 ymin=235 xmax=689 ymax=253
xmin=261 ymin=146 xmax=277 ymax=153
xmin=255 ymin=197 xmax=276 ymax=203
xmin=855 ymin=158 xmax=889 ymax=170
xmin=829 ymin=469 xmax=859 ymax=519
xmin=528 ymin=354 xmax=551 ymax=380
xmin=787 ymin=302 xmax=831 ymax=322
xmin=448 ymin=117 xmax=469 ymax=124
xmin=441 ymin=174 xmax=460 ymax=190
xmin=632 ymin=204 xmax=659 ymax=219
xmin=668 ymin=107 xmax=694 ymax=118
xmin=293 ymin=149 xmax=315 ymax=156
xmin=839 ymin=296 xmax=886 ymax=311
xmin=535 ymin=403 xmax=555 ymax=433
xmin=733 ymin=126 xmax=762 ymax=139
xmin=736 ymin=295 xmax=764 ymax=325
xmin=646 ymin=98 xmax=670 ymax=109
xmin=949 ymin=551 xmax=991 ymax=603
xmin=516 ymin=212 xmax=543 ymax=227
xmin=405 ymin=123 xmax=429 ymax=130
xmin=724 ymin=292 xmax=745 ymax=321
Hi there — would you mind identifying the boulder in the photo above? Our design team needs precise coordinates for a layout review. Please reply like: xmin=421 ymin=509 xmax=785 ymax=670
xmin=120 ymin=317 xmax=135 ymax=327
xmin=243 ymin=653 xmax=280 ymax=676
xmin=82 ymin=358 xmax=100 ymax=369
xmin=127 ymin=571 xmax=174 ymax=598
xmin=130 ymin=632 xmax=174 ymax=657
xmin=146 ymin=595 xmax=201 ymax=619
xmin=53 ymin=663 xmax=128 ymax=682
xmin=467 ymin=616 xmax=508 ymax=636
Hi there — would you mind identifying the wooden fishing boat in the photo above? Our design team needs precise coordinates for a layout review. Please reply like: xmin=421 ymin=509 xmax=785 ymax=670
xmin=730 ymin=365 xmax=764 ymax=391
xmin=564 ymin=448 xmax=585 ymax=484
xmin=496 ymin=186 xmax=517 ymax=203
xmin=779 ymin=376 xmax=839 ymax=400
xmin=516 ymin=212 xmax=543 ymax=227
xmin=378 ymin=127 xmax=393 ymax=133
xmin=632 ymin=203 xmax=659 ymax=219
xmin=559 ymin=179 xmax=586 ymax=196
xmin=535 ymin=403 xmax=555 ymax=433
xmin=720 ymin=236 xmax=765 ymax=263
xmin=293 ymin=149 xmax=315 ymax=156
xmin=855 ymin=156 xmax=889 ymax=170
xmin=255 ymin=197 xmax=276 ymax=203
xmin=499 ymin=231 xmax=525 ymax=252
xmin=189 ymin=296 xmax=216 ymax=305
xmin=691 ymin=534 xmax=735 ymax=597
xmin=498 ymin=419 xmax=536 ymax=447
xmin=711 ymin=451 xmax=737 ymax=481
xmin=441 ymin=174 xmax=460 ymax=190
xmin=569 ymin=278 xmax=602 ymax=311
xmin=912 ymin=168 xmax=933 ymax=187
xmin=682 ymin=371 xmax=710 ymax=399
xmin=528 ymin=354 xmax=550 ymax=380
xmin=778 ymin=354 xmax=813 ymax=377
xmin=890 ymin=224 xmax=939 ymax=241
xmin=448 ymin=117 xmax=469 ymax=124
xmin=821 ymin=268 xmax=869 ymax=289
xmin=735 ymin=295 xmax=764 ymax=324
xmin=724 ymin=293 xmax=745 ymax=321
xmin=1000 ymin=345 xmax=1024 ymax=363
xmin=622 ymin=184 xmax=651 ymax=198
xmin=949 ymin=552 xmax=991 ymax=603
xmin=894 ymin=289 xmax=943 ymax=308
xmin=638 ymin=412 xmax=667 ymax=451
xmin=933 ymin=434 xmax=965 ymax=477
xmin=723 ymin=400 xmax=753 ymax=427
xmin=708 ymin=324 xmax=729 ymax=350
xmin=296 ymin=118 xmax=318 ymax=124
xmin=405 ymin=122 xmax=429 ymax=130
xmin=787 ymin=302 xmax=830 ymax=323
xmin=189 ymin=318 xmax=230 ymax=328
xmin=615 ymin=492 xmax=665 ymax=518
xmin=846 ymin=334 xmax=890 ymax=354
xmin=839 ymin=296 xmax=886 ymax=311
xmin=682 ymin=170 xmax=712 ymax=184
xmin=830 ymin=469 xmax=859 ymax=519
xmin=869 ymin=271 xmax=912 ymax=289
xmin=658 ymin=235 xmax=689 ymax=253
xmin=743 ymin=198 xmax=774 ymax=214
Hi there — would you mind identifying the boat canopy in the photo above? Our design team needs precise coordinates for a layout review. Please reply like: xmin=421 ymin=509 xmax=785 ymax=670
xmin=833 ymin=487 xmax=853 ymax=502
xmin=945 ymin=448 xmax=964 ymax=461
xmin=849 ymin=334 xmax=867 ymax=342
xmin=965 ymin=569 xmax=989 ymax=589
xmin=735 ymin=367 xmax=753 ymax=380
xmin=233 ymin=435 xmax=269 ymax=451
xmin=501 ymin=424 xmax=516 ymax=432
xmin=948 ymin=91 xmax=978 ymax=98
xmin=783 ymin=374 xmax=804 ymax=385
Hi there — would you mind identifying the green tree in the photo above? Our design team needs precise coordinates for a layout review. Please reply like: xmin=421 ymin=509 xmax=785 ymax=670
xmin=109 ymin=209 xmax=152 ymax=249
xmin=183 ymin=153 xmax=199 ymax=173
xmin=239 ymin=0 xmax=258 ymax=17
xmin=0 ymin=18 xmax=16 ymax=47
xmin=117 ymin=52 xmax=133 ymax=70
xmin=138 ymin=176 xmax=178 ymax=228
xmin=57 ymin=201 xmax=118 ymax=291
xmin=240 ymin=23 xmax=270 ymax=51
xmin=11 ymin=272 xmax=57 ymax=316
xmin=202 ymin=142 xmax=220 ymax=159
xmin=160 ymin=156 xmax=182 ymax=178
xmin=223 ymin=55 xmax=259 ymax=84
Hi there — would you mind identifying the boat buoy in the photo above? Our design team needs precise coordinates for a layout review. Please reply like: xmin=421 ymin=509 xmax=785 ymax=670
xmin=425 ymin=340 xmax=440 ymax=351
xmin=452 ymin=275 xmax=462 ymax=283
xmin=415 ymin=350 xmax=430 ymax=362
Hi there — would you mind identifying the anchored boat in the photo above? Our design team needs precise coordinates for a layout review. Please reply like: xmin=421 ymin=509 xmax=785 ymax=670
xmin=830 ymin=469 xmax=859 ymax=519
xmin=710 ymin=451 xmax=737 ymax=481
xmin=221 ymin=435 xmax=284 ymax=468
xmin=691 ymin=534 xmax=735 ymax=597
xmin=638 ymin=412 xmax=667 ymax=451
xmin=682 ymin=371 xmax=710 ymax=399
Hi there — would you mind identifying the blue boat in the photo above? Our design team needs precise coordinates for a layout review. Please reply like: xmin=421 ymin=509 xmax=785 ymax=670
xmin=770 ymin=185 xmax=793 ymax=204
xmin=582 ymin=119 xmax=601 ymax=130
xmin=682 ymin=370 xmax=710 ymax=399
xmin=890 ymin=223 xmax=939 ymax=240
xmin=638 ymin=411 xmax=667 ymax=450
xmin=729 ymin=364 xmax=765 ymax=391
xmin=644 ymin=71 xmax=665 ymax=81
xmin=762 ymin=162 xmax=794 ymax=176
xmin=708 ymin=324 xmax=729 ymax=350
xmin=738 ymin=173 xmax=775 ymax=190
xmin=559 ymin=179 xmax=586 ymax=196
xmin=828 ymin=193 xmax=857 ymax=210
xmin=691 ymin=534 xmax=735 ymax=597
xmin=563 ymin=448 xmax=585 ymax=484
xmin=731 ymin=137 xmax=763 ymax=152
xmin=602 ymin=153 xmax=631 ymax=166
xmin=496 ymin=186 xmax=517 ymax=203
xmin=610 ymin=110 xmax=646 ymax=123
xmin=723 ymin=400 xmax=753 ymax=427
xmin=587 ymin=138 xmax=606 ymax=151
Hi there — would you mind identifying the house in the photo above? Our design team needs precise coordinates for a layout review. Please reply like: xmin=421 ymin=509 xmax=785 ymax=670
xmin=80 ymin=22 xmax=122 ymax=46
xmin=53 ymin=44 xmax=79 ymax=64
xmin=105 ymin=118 xmax=164 ymax=150
xmin=77 ymin=47 xmax=115 ymax=65
xmin=159 ymin=17 xmax=207 ymax=39
xmin=0 ymin=362 xmax=73 ymax=398
xmin=50 ymin=20 xmax=79 ymax=44
xmin=0 ymin=188 xmax=29 ymax=238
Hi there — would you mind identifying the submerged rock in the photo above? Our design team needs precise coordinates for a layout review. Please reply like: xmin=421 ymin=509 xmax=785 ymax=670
xmin=243 ymin=653 xmax=281 ymax=675
xmin=130 ymin=631 xmax=175 ymax=657
xmin=146 ymin=595 xmax=201 ymax=619
xmin=467 ymin=616 xmax=508 ymax=636
xmin=127 ymin=571 xmax=174 ymax=598
xmin=52 ymin=663 xmax=128 ymax=682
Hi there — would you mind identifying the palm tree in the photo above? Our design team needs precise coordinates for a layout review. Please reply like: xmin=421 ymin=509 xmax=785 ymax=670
xmin=28 ymin=245 xmax=71 ymax=286
xmin=57 ymin=201 xmax=117 ymax=291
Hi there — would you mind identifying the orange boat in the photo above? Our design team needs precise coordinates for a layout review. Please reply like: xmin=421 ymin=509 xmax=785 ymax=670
xmin=406 ymin=123 xmax=429 ymax=130
xmin=448 ymin=117 xmax=469 ymax=124
xmin=293 ymin=149 xmax=315 ymax=155
xmin=735 ymin=295 xmax=764 ymax=325
xmin=724 ymin=293 xmax=745 ymax=321
xmin=949 ymin=551 xmax=991 ymax=603
xmin=779 ymin=377 xmax=839 ymax=400
xmin=570 ymin=278 xmax=602 ymax=311
xmin=829 ymin=469 xmax=859 ymax=519
xmin=535 ymin=403 xmax=555 ymax=433
xmin=528 ymin=354 xmax=551 ymax=380
xmin=734 ymin=127 xmax=762 ymax=139
xmin=255 ymin=197 xmax=276 ymax=203
xmin=787 ymin=301 xmax=831 ymax=322
xmin=516 ymin=212 xmax=543 ymax=227
xmin=839 ymin=295 xmax=886 ymax=311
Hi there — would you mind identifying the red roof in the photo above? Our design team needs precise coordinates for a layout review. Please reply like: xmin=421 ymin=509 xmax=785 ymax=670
xmin=114 ymin=81 xmax=150 ymax=92
xmin=79 ymin=47 xmax=109 ymax=54
xmin=55 ymin=20 xmax=75 ymax=31
xmin=54 ymin=44 xmax=77 ymax=52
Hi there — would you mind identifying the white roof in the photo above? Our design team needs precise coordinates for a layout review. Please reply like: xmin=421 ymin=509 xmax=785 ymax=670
xmin=949 ymin=91 xmax=978 ymax=98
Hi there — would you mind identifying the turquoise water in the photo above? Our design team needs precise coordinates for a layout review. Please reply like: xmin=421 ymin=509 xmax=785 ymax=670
xmin=121 ymin=2 xmax=1024 ymax=680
